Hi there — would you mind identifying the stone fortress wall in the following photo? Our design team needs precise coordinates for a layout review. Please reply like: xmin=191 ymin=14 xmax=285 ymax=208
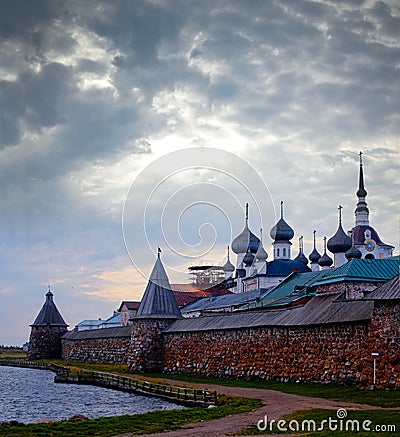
xmin=61 ymin=299 xmax=400 ymax=389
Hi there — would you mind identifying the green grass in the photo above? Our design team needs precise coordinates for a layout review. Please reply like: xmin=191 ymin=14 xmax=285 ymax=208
xmin=144 ymin=372 xmax=400 ymax=408
xmin=0 ymin=395 xmax=261 ymax=437
xmin=0 ymin=349 xmax=27 ymax=359
xmin=236 ymin=408 xmax=399 ymax=436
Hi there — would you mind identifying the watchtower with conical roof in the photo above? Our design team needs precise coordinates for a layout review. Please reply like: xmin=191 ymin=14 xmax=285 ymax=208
xmin=128 ymin=249 xmax=181 ymax=372
xmin=27 ymin=287 xmax=68 ymax=359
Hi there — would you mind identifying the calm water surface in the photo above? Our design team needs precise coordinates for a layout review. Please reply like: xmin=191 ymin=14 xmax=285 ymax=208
xmin=0 ymin=366 xmax=183 ymax=423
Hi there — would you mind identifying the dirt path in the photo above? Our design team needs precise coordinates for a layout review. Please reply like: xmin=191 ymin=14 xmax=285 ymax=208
xmin=114 ymin=377 xmax=399 ymax=437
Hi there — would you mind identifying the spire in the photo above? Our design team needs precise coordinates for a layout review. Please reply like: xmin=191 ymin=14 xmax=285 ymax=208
xmin=356 ymin=151 xmax=367 ymax=198
xmin=31 ymin=288 xmax=67 ymax=327
xmin=245 ymin=202 xmax=249 ymax=225
xmin=354 ymin=151 xmax=369 ymax=226
xmin=136 ymin=252 xmax=181 ymax=319
xmin=280 ymin=200 xmax=284 ymax=218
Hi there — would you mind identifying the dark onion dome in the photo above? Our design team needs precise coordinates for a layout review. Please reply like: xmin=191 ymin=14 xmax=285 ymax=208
xmin=231 ymin=203 xmax=260 ymax=254
xmin=295 ymin=251 xmax=309 ymax=265
xmin=270 ymin=201 xmax=294 ymax=241
xmin=309 ymin=247 xmax=321 ymax=262
xmin=345 ymin=245 xmax=362 ymax=260
xmin=295 ymin=236 xmax=308 ymax=265
xmin=327 ymin=207 xmax=352 ymax=254
xmin=223 ymin=258 xmax=235 ymax=272
xmin=327 ymin=223 xmax=352 ymax=253
xmin=243 ymin=250 xmax=255 ymax=266
xmin=318 ymin=252 xmax=333 ymax=267
xmin=222 ymin=246 xmax=235 ymax=272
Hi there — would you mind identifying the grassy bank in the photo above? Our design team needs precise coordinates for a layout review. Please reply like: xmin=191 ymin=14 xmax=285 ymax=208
xmin=144 ymin=372 xmax=400 ymax=408
xmin=0 ymin=395 xmax=260 ymax=437
xmin=237 ymin=408 xmax=399 ymax=436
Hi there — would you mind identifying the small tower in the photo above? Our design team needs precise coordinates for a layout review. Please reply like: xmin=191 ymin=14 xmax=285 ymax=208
xmin=327 ymin=205 xmax=352 ymax=267
xmin=270 ymin=201 xmax=294 ymax=260
xmin=27 ymin=287 xmax=68 ymax=359
xmin=350 ymin=152 xmax=394 ymax=259
xmin=128 ymin=249 xmax=181 ymax=372
xmin=309 ymin=230 xmax=321 ymax=272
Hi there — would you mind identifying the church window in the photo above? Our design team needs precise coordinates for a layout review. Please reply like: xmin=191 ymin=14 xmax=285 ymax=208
xmin=364 ymin=230 xmax=371 ymax=240
xmin=283 ymin=248 xmax=286 ymax=257
xmin=277 ymin=248 xmax=280 ymax=257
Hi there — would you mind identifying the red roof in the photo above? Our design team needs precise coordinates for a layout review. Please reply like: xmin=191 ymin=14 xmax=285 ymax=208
xmin=170 ymin=284 xmax=208 ymax=307
xmin=118 ymin=301 xmax=141 ymax=312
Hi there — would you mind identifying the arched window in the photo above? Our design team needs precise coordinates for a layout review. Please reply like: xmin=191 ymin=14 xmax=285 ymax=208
xmin=365 ymin=253 xmax=375 ymax=259
xmin=277 ymin=248 xmax=280 ymax=257
xmin=283 ymin=248 xmax=286 ymax=257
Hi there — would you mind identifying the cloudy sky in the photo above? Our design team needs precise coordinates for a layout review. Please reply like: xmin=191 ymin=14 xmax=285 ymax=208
xmin=0 ymin=0 xmax=399 ymax=345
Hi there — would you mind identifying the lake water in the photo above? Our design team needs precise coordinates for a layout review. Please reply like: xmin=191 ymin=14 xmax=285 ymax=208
xmin=0 ymin=366 xmax=183 ymax=423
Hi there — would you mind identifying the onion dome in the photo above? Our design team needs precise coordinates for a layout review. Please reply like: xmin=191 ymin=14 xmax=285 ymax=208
xmin=222 ymin=246 xmax=235 ymax=272
xmin=345 ymin=235 xmax=362 ymax=260
xmin=345 ymin=245 xmax=362 ymax=260
xmin=294 ymin=236 xmax=308 ymax=265
xmin=309 ymin=230 xmax=321 ymax=262
xmin=231 ymin=203 xmax=260 ymax=254
xmin=255 ymin=228 xmax=268 ymax=261
xmin=243 ymin=249 xmax=255 ymax=266
xmin=318 ymin=237 xmax=333 ymax=267
xmin=270 ymin=201 xmax=294 ymax=241
xmin=327 ymin=205 xmax=352 ymax=253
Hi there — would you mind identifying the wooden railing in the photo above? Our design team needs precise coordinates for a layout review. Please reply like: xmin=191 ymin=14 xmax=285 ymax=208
xmin=0 ymin=358 xmax=68 ymax=375
xmin=55 ymin=370 xmax=217 ymax=406
xmin=0 ymin=358 xmax=216 ymax=406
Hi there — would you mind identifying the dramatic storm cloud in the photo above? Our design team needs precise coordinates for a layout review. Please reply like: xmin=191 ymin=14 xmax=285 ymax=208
xmin=0 ymin=0 xmax=399 ymax=344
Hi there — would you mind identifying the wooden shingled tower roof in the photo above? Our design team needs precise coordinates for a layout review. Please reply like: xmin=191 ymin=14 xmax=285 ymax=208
xmin=31 ymin=288 xmax=68 ymax=327
xmin=136 ymin=251 xmax=182 ymax=319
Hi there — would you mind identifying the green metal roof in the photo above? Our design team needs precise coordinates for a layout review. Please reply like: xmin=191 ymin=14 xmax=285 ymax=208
xmin=313 ymin=258 xmax=399 ymax=285
xmin=242 ymin=270 xmax=324 ymax=310
xmin=240 ymin=258 xmax=399 ymax=311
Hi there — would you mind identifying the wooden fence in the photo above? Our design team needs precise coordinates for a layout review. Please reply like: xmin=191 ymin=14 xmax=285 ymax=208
xmin=0 ymin=358 xmax=216 ymax=406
